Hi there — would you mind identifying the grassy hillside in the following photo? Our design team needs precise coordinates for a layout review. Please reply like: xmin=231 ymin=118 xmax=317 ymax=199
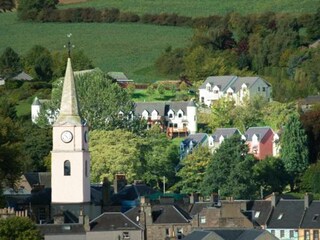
xmin=58 ymin=0 xmax=319 ymax=16
xmin=0 ymin=13 xmax=192 ymax=82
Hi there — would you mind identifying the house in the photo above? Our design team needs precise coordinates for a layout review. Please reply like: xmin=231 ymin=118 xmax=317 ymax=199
xmin=208 ymin=128 xmax=241 ymax=153
xmin=134 ymin=100 xmax=197 ymax=137
xmin=183 ymin=229 xmax=278 ymax=240
xmin=126 ymin=199 xmax=192 ymax=240
xmin=199 ymin=76 xmax=272 ymax=107
xmin=266 ymin=196 xmax=306 ymax=240
xmin=244 ymin=127 xmax=279 ymax=160
xmin=179 ymin=133 xmax=208 ymax=159
xmin=299 ymin=95 xmax=320 ymax=112
xmin=299 ymin=194 xmax=320 ymax=240
xmin=11 ymin=71 xmax=33 ymax=81
xmin=107 ymin=71 xmax=134 ymax=88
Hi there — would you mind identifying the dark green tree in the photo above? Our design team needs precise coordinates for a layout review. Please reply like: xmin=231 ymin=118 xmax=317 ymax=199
xmin=254 ymin=156 xmax=289 ymax=196
xmin=0 ymin=47 xmax=21 ymax=78
xmin=0 ymin=0 xmax=15 ymax=12
xmin=23 ymin=45 xmax=53 ymax=81
xmin=280 ymin=114 xmax=309 ymax=191
xmin=301 ymin=162 xmax=320 ymax=194
xmin=17 ymin=0 xmax=58 ymax=21
xmin=0 ymin=217 xmax=42 ymax=240
xmin=202 ymin=135 xmax=257 ymax=199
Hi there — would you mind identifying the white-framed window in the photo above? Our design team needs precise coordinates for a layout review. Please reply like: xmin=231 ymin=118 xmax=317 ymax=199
xmin=200 ymin=216 xmax=206 ymax=224
xmin=123 ymin=231 xmax=130 ymax=239
xmin=280 ymin=230 xmax=284 ymax=238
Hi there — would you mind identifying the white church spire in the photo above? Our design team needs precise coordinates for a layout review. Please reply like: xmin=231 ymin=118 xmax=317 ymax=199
xmin=54 ymin=58 xmax=81 ymax=126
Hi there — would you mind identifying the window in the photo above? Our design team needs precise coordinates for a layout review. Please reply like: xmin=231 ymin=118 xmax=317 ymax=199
xmin=122 ymin=232 xmax=130 ymax=239
xmin=228 ymin=92 xmax=233 ymax=96
xmin=280 ymin=230 xmax=284 ymax=238
xmin=277 ymin=213 xmax=283 ymax=220
xmin=85 ymin=160 xmax=88 ymax=177
xmin=313 ymin=214 xmax=319 ymax=221
xmin=214 ymin=90 xmax=219 ymax=94
xmin=200 ymin=216 xmax=206 ymax=224
xmin=169 ymin=113 xmax=173 ymax=118
xmin=314 ymin=230 xmax=319 ymax=240
xmin=258 ymin=87 xmax=261 ymax=91
xmin=254 ymin=211 xmax=260 ymax=218
xmin=290 ymin=230 xmax=294 ymax=238
xmin=178 ymin=113 xmax=182 ymax=118
xmin=271 ymin=230 xmax=275 ymax=235
xmin=201 ymin=97 xmax=204 ymax=103
xmin=64 ymin=160 xmax=71 ymax=176
xmin=173 ymin=123 xmax=178 ymax=128
xmin=165 ymin=228 xmax=170 ymax=237
xmin=177 ymin=228 xmax=183 ymax=239
xmin=262 ymin=87 xmax=266 ymax=92
xmin=305 ymin=230 xmax=310 ymax=240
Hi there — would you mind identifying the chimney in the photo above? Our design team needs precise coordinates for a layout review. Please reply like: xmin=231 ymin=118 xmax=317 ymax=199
xmin=140 ymin=196 xmax=146 ymax=205
xmin=304 ymin=193 xmax=313 ymax=209
xmin=271 ymin=192 xmax=279 ymax=207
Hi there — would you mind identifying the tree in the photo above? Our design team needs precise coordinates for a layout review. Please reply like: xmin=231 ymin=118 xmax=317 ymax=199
xmin=0 ymin=0 xmax=15 ymax=12
xmin=202 ymin=135 xmax=257 ymax=199
xmin=208 ymin=97 xmax=235 ymax=130
xmin=280 ymin=114 xmax=309 ymax=191
xmin=300 ymin=162 xmax=320 ymax=194
xmin=175 ymin=146 xmax=211 ymax=194
xmin=254 ymin=156 xmax=289 ymax=196
xmin=0 ymin=217 xmax=42 ymax=240
xmin=140 ymin=128 xmax=180 ymax=189
xmin=23 ymin=45 xmax=53 ymax=81
xmin=37 ymin=70 xmax=135 ymax=131
xmin=17 ymin=0 xmax=58 ymax=21
xmin=0 ymin=47 xmax=21 ymax=78
xmin=90 ymin=129 xmax=143 ymax=183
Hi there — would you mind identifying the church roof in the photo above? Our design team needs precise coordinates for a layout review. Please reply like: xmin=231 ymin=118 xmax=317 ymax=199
xmin=54 ymin=58 xmax=82 ymax=126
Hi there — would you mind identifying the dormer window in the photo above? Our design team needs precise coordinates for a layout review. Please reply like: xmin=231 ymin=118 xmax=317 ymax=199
xmin=206 ymin=83 xmax=212 ymax=91
xmin=142 ymin=110 xmax=149 ymax=120
xmin=151 ymin=110 xmax=158 ymax=120
xmin=177 ymin=110 xmax=184 ymax=118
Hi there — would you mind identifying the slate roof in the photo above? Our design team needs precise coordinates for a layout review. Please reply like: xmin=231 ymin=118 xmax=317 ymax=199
xmin=244 ymin=127 xmax=273 ymax=142
xmin=181 ymin=133 xmax=208 ymax=147
xmin=211 ymin=128 xmax=241 ymax=142
xmin=111 ymin=183 xmax=159 ymax=203
xmin=230 ymin=76 xmax=260 ymax=92
xmin=300 ymin=201 xmax=320 ymax=228
xmin=90 ymin=212 xmax=142 ymax=231
xmin=12 ymin=71 xmax=33 ymax=81
xmin=184 ymin=229 xmax=277 ymax=240
xmin=37 ymin=223 xmax=85 ymax=235
xmin=107 ymin=72 xmax=129 ymax=81
xmin=189 ymin=202 xmax=214 ymax=216
xmin=23 ymin=172 xmax=51 ymax=188
xmin=299 ymin=95 xmax=320 ymax=105
xmin=267 ymin=199 xmax=305 ymax=228
xmin=246 ymin=200 xmax=272 ymax=227
xmin=134 ymin=101 xmax=191 ymax=117
xmin=199 ymin=75 xmax=237 ymax=91
xmin=151 ymin=204 xmax=191 ymax=224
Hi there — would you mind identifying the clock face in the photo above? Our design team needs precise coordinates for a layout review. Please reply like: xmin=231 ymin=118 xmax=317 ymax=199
xmin=61 ymin=131 xmax=73 ymax=143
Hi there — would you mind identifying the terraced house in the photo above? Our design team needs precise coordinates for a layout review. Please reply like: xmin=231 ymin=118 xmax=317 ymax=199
xmin=199 ymin=75 xmax=272 ymax=107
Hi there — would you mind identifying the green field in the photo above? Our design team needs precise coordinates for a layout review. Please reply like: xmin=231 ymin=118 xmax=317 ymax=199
xmin=0 ymin=13 xmax=192 ymax=82
xmin=59 ymin=0 xmax=319 ymax=16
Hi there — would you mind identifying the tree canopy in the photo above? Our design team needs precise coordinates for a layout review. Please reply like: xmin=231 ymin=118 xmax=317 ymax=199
xmin=0 ymin=217 xmax=42 ymax=240
xmin=0 ymin=47 xmax=21 ymax=78
xmin=202 ymin=135 xmax=257 ymax=199
xmin=280 ymin=114 xmax=309 ymax=190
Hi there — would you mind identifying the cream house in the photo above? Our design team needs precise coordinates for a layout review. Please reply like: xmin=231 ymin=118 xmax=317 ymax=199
xmin=199 ymin=75 xmax=272 ymax=106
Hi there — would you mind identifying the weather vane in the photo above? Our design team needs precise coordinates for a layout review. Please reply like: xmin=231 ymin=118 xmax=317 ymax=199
xmin=64 ymin=33 xmax=75 ymax=58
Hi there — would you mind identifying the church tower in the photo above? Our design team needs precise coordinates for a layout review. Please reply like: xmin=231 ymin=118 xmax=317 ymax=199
xmin=51 ymin=58 xmax=90 ymax=203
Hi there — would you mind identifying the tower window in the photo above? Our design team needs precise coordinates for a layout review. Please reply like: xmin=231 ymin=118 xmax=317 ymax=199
xmin=64 ymin=160 xmax=71 ymax=176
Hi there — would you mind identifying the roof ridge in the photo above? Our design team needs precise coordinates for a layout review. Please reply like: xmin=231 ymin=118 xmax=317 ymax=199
xmin=172 ymin=205 xmax=190 ymax=222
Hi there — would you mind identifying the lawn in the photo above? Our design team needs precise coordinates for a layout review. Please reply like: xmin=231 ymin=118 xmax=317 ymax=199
xmin=132 ymin=89 xmax=176 ymax=102
xmin=58 ymin=0 xmax=319 ymax=16
xmin=0 ymin=12 xmax=192 ymax=83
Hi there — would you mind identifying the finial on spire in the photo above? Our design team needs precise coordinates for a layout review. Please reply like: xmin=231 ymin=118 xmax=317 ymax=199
xmin=64 ymin=33 xmax=75 ymax=58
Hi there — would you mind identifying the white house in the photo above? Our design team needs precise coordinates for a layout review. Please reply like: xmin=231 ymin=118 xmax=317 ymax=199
xmin=208 ymin=128 xmax=241 ymax=153
xmin=134 ymin=100 xmax=197 ymax=136
xmin=199 ymin=75 xmax=272 ymax=107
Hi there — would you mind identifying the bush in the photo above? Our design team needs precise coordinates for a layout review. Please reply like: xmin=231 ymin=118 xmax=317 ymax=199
xmin=119 ymin=12 xmax=140 ymax=22
xmin=101 ymin=8 xmax=120 ymax=22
